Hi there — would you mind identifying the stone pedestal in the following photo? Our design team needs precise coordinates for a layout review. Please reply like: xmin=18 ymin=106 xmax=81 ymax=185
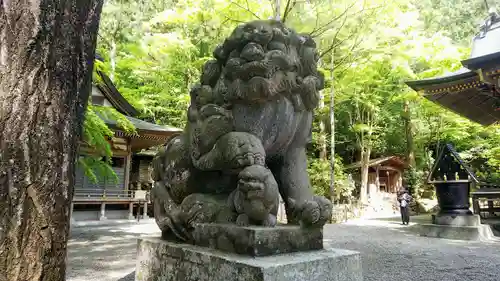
xmin=99 ymin=202 xmax=107 ymax=221
xmin=415 ymin=223 xmax=494 ymax=241
xmin=135 ymin=238 xmax=362 ymax=281
xmin=414 ymin=215 xmax=494 ymax=241
xmin=187 ymin=224 xmax=323 ymax=256
xmin=431 ymin=214 xmax=480 ymax=226
xmin=135 ymin=224 xmax=362 ymax=281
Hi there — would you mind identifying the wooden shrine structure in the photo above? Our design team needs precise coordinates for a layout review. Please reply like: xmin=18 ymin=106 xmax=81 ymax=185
xmin=345 ymin=156 xmax=406 ymax=198
xmin=406 ymin=10 xmax=500 ymax=218
xmin=72 ymin=62 xmax=182 ymax=221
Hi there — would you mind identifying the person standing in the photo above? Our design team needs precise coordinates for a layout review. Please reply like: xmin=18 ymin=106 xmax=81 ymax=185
xmin=398 ymin=189 xmax=413 ymax=225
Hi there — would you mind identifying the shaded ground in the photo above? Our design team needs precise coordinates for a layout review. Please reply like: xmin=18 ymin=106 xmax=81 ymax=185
xmin=67 ymin=216 xmax=500 ymax=281
xmin=67 ymin=220 xmax=158 ymax=281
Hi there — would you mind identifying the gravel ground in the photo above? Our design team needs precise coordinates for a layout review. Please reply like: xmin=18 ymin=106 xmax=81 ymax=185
xmin=67 ymin=217 xmax=500 ymax=281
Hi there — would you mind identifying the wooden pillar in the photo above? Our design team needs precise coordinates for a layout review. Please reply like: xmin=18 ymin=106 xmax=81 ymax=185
xmin=143 ymin=201 xmax=149 ymax=219
xmin=392 ymin=171 xmax=396 ymax=193
xmin=375 ymin=165 xmax=380 ymax=193
xmin=100 ymin=202 xmax=107 ymax=221
xmin=472 ymin=195 xmax=480 ymax=216
xmin=124 ymin=142 xmax=132 ymax=195
xmin=128 ymin=202 xmax=135 ymax=220
xmin=488 ymin=200 xmax=494 ymax=215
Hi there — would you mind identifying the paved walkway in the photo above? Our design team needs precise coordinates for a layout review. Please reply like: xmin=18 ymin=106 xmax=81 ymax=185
xmin=67 ymin=217 xmax=500 ymax=281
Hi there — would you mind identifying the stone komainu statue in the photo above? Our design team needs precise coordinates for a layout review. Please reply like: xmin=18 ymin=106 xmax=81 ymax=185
xmin=152 ymin=20 xmax=332 ymax=242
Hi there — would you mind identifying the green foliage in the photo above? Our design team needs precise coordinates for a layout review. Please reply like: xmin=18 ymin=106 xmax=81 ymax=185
xmin=92 ymin=0 xmax=500 ymax=196
xmin=414 ymin=0 xmax=500 ymax=46
xmin=403 ymin=166 xmax=424 ymax=196
xmin=308 ymin=155 xmax=352 ymax=201
xmin=78 ymin=63 xmax=137 ymax=183
xmin=79 ymin=105 xmax=116 ymax=183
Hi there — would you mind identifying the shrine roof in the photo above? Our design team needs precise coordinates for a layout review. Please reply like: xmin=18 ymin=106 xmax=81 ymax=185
xmin=427 ymin=143 xmax=479 ymax=184
xmin=424 ymin=88 xmax=500 ymax=126
xmin=344 ymin=156 xmax=407 ymax=170
xmin=405 ymin=11 xmax=500 ymax=126
xmin=405 ymin=68 xmax=477 ymax=92
xmin=93 ymin=55 xmax=182 ymax=137
xmin=95 ymin=70 xmax=139 ymax=117
xmin=98 ymin=113 xmax=182 ymax=136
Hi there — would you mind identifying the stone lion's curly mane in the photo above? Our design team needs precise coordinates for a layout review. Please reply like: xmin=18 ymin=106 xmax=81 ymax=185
xmin=193 ymin=20 xmax=325 ymax=112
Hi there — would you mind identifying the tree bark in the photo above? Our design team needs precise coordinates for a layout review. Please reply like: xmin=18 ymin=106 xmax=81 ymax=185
xmin=329 ymin=57 xmax=335 ymax=205
xmin=0 ymin=1 xmax=103 ymax=281
xmin=359 ymin=146 xmax=370 ymax=204
xmin=318 ymin=93 xmax=327 ymax=159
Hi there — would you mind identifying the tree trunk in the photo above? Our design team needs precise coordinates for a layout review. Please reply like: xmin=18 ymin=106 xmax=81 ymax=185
xmin=275 ymin=0 xmax=281 ymax=21
xmin=318 ymin=93 xmax=327 ymax=159
xmin=0 ymin=1 xmax=103 ymax=281
xmin=359 ymin=147 xmax=370 ymax=204
xmin=329 ymin=50 xmax=335 ymax=205
xmin=403 ymin=101 xmax=416 ymax=168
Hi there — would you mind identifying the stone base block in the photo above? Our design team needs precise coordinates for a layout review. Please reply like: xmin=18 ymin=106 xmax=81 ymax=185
xmin=186 ymin=223 xmax=322 ymax=257
xmin=135 ymin=238 xmax=362 ymax=281
xmin=414 ymin=223 xmax=494 ymax=241
xmin=432 ymin=214 xmax=480 ymax=226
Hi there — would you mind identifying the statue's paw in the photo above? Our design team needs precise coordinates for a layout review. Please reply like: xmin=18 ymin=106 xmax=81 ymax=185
xmin=236 ymin=214 xmax=250 ymax=226
xmin=288 ymin=196 xmax=332 ymax=228
xmin=262 ymin=214 xmax=277 ymax=227
xmin=161 ymin=210 xmax=192 ymax=242
xmin=311 ymin=195 xmax=333 ymax=227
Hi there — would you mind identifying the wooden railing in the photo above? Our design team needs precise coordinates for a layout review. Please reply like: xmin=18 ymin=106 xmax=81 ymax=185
xmin=74 ymin=189 xmax=150 ymax=202
xmin=471 ymin=183 xmax=500 ymax=218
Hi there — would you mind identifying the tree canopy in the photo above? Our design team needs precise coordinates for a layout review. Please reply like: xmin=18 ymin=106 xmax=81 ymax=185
xmin=91 ymin=0 xmax=500 ymax=199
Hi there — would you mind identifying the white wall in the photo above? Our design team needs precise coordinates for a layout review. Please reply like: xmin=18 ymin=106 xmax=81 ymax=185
xmin=91 ymin=85 xmax=113 ymax=107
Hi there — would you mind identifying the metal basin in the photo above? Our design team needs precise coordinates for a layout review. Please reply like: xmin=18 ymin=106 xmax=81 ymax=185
xmin=435 ymin=181 xmax=473 ymax=216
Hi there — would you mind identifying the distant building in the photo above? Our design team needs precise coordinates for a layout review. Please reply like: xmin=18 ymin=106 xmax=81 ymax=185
xmin=72 ymin=69 xmax=182 ymax=222
xmin=345 ymin=156 xmax=407 ymax=199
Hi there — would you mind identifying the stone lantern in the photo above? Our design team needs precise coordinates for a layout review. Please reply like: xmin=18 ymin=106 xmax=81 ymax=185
xmin=427 ymin=144 xmax=478 ymax=220
xmin=411 ymin=145 xmax=495 ymax=240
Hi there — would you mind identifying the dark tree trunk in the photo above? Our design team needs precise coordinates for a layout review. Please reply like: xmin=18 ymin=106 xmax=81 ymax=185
xmin=359 ymin=147 xmax=370 ymax=204
xmin=0 ymin=1 xmax=103 ymax=280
